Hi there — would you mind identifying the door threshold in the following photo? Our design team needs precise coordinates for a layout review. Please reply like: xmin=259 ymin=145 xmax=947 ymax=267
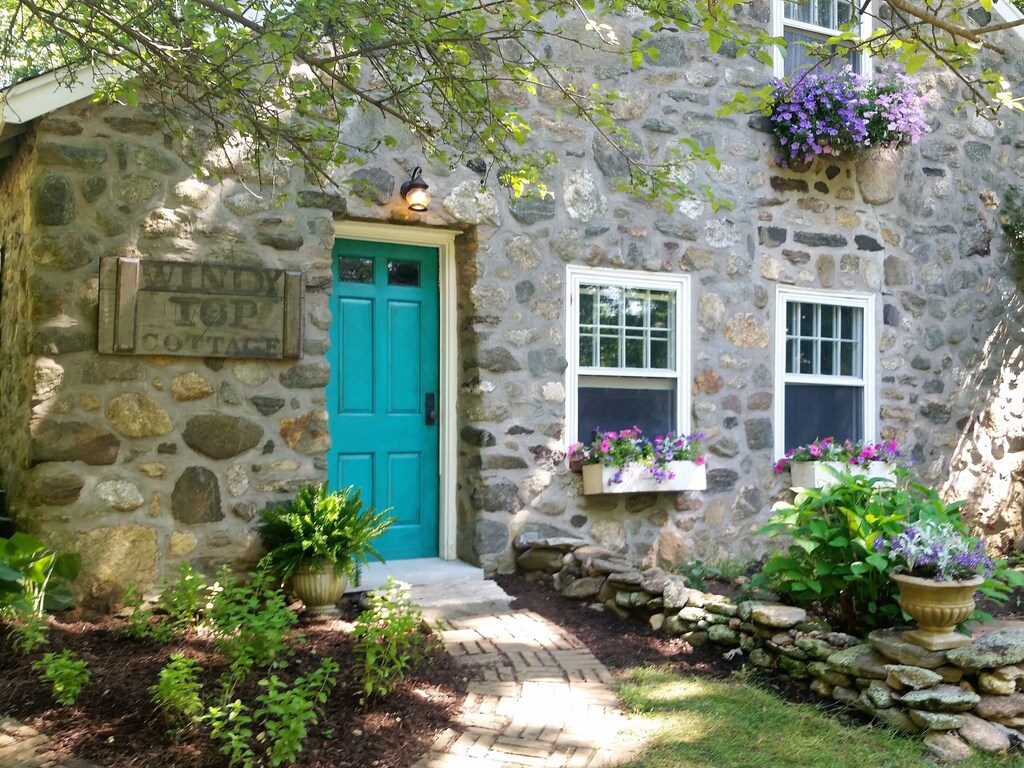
xmin=347 ymin=558 xmax=484 ymax=593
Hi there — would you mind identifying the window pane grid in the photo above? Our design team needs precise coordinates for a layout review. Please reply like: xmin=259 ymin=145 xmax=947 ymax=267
xmin=578 ymin=285 xmax=675 ymax=372
xmin=786 ymin=302 xmax=863 ymax=378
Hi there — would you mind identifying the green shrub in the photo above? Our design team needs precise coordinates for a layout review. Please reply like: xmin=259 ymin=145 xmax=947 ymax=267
xmin=352 ymin=578 xmax=434 ymax=702
xmin=159 ymin=562 xmax=208 ymax=631
xmin=151 ymin=653 xmax=205 ymax=726
xmin=206 ymin=568 xmax=300 ymax=689
xmin=0 ymin=533 xmax=80 ymax=616
xmin=753 ymin=473 xmax=958 ymax=633
xmin=7 ymin=611 xmax=50 ymax=654
xmin=205 ymin=699 xmax=256 ymax=768
xmin=253 ymin=657 xmax=339 ymax=767
xmin=34 ymin=649 xmax=90 ymax=706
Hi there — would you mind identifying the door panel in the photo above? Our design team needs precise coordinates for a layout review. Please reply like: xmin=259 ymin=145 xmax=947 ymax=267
xmin=328 ymin=239 xmax=440 ymax=561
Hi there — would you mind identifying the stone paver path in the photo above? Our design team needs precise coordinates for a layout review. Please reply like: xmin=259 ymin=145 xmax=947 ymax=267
xmin=0 ymin=717 xmax=96 ymax=768
xmin=411 ymin=610 xmax=646 ymax=768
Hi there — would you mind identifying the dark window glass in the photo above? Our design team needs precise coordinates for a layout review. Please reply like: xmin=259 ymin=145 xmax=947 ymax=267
xmin=784 ymin=383 xmax=864 ymax=451
xmin=387 ymin=260 xmax=420 ymax=287
xmin=578 ymin=386 xmax=676 ymax=443
xmin=339 ymin=257 xmax=372 ymax=283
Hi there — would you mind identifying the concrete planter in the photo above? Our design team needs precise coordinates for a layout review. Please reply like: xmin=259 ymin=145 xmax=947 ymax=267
xmin=581 ymin=460 xmax=707 ymax=495
xmin=289 ymin=559 xmax=347 ymax=616
xmin=789 ymin=461 xmax=897 ymax=489
xmin=891 ymin=572 xmax=982 ymax=651
xmin=855 ymin=146 xmax=901 ymax=205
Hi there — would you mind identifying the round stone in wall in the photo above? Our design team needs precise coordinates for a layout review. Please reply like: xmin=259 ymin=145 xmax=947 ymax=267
xmin=31 ymin=420 xmax=120 ymax=465
xmin=183 ymin=415 xmax=263 ymax=459
xmin=96 ymin=480 xmax=146 ymax=512
xmin=171 ymin=466 xmax=224 ymax=524
xmin=106 ymin=394 xmax=173 ymax=438
xmin=171 ymin=372 xmax=215 ymax=401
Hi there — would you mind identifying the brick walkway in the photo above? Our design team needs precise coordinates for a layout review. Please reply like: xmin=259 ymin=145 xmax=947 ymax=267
xmin=411 ymin=610 xmax=645 ymax=768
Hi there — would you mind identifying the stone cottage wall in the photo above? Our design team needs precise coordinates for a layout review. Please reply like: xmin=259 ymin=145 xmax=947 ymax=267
xmin=3 ymin=7 xmax=1024 ymax=602
xmin=442 ymin=12 xmax=1024 ymax=573
xmin=0 ymin=130 xmax=38 ymax=511
xmin=0 ymin=104 xmax=355 ymax=606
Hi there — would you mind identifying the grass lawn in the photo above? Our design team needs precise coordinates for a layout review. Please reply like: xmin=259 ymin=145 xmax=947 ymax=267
xmin=617 ymin=666 xmax=1009 ymax=768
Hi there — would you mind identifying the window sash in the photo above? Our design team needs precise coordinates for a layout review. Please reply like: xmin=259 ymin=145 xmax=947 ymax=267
xmin=785 ymin=302 xmax=864 ymax=379
xmin=783 ymin=0 xmax=855 ymax=32
xmin=578 ymin=284 xmax=675 ymax=373
xmin=567 ymin=267 xmax=690 ymax=446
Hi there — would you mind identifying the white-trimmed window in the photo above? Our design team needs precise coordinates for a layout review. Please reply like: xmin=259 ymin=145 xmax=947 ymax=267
xmin=567 ymin=267 xmax=690 ymax=444
xmin=774 ymin=288 xmax=876 ymax=457
xmin=772 ymin=0 xmax=872 ymax=77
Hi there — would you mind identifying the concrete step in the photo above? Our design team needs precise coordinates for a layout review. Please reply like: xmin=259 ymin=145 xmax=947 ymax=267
xmin=410 ymin=578 xmax=514 ymax=622
xmin=347 ymin=557 xmax=484 ymax=593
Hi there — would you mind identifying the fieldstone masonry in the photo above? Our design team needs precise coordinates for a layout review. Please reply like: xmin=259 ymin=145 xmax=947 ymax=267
xmin=516 ymin=533 xmax=1024 ymax=761
xmin=1 ymin=9 xmax=1024 ymax=602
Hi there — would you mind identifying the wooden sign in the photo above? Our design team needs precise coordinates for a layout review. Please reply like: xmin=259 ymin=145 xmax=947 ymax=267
xmin=99 ymin=257 xmax=303 ymax=359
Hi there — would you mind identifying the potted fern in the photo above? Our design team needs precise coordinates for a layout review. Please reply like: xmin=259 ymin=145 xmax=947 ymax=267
xmin=256 ymin=483 xmax=393 ymax=615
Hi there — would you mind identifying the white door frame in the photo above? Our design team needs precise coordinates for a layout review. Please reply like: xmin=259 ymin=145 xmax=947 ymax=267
xmin=332 ymin=221 xmax=460 ymax=560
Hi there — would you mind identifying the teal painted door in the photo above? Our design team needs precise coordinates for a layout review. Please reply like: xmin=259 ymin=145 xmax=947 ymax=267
xmin=328 ymin=239 xmax=440 ymax=560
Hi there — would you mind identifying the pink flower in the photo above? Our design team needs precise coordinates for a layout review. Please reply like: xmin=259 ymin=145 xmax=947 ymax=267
xmin=809 ymin=444 xmax=822 ymax=457
xmin=694 ymin=456 xmax=707 ymax=466
xmin=600 ymin=439 xmax=610 ymax=452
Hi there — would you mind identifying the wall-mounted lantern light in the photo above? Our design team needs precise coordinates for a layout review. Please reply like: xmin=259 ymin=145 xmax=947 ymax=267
xmin=400 ymin=166 xmax=431 ymax=211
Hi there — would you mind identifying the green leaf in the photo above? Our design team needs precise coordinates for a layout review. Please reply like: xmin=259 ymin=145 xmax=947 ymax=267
xmin=904 ymin=53 xmax=930 ymax=74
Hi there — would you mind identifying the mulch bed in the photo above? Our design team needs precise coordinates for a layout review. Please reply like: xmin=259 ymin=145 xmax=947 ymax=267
xmin=13 ymin=570 xmax=1013 ymax=765
xmin=0 ymin=600 xmax=465 ymax=767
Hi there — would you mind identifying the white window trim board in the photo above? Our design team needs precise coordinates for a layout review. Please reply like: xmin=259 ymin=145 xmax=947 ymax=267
xmin=565 ymin=266 xmax=691 ymax=447
xmin=772 ymin=286 xmax=878 ymax=460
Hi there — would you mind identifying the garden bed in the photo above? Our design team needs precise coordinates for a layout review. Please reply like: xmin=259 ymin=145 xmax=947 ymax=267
xmin=0 ymin=601 xmax=464 ymax=767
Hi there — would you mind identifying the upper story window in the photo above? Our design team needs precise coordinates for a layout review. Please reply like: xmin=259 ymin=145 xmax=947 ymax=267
xmin=774 ymin=287 xmax=876 ymax=457
xmin=772 ymin=0 xmax=872 ymax=77
xmin=567 ymin=267 xmax=690 ymax=444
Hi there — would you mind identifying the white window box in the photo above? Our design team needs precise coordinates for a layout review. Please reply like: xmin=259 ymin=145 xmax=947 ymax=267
xmin=581 ymin=461 xmax=707 ymax=495
xmin=789 ymin=461 xmax=897 ymax=489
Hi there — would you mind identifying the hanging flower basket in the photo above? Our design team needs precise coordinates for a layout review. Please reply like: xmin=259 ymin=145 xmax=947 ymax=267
xmin=582 ymin=460 xmax=707 ymax=495
xmin=768 ymin=65 xmax=929 ymax=170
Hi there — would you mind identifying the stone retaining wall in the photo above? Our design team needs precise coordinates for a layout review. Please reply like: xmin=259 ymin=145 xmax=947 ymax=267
xmin=516 ymin=533 xmax=1024 ymax=761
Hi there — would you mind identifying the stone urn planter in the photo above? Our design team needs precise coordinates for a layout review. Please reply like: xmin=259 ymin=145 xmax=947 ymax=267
xmin=891 ymin=572 xmax=983 ymax=651
xmin=290 ymin=559 xmax=347 ymax=616
xmin=581 ymin=460 xmax=707 ymax=495
xmin=855 ymin=146 xmax=901 ymax=205
xmin=789 ymin=461 xmax=897 ymax=489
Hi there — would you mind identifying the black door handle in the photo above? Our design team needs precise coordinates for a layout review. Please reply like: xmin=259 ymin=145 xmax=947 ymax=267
xmin=425 ymin=392 xmax=437 ymax=425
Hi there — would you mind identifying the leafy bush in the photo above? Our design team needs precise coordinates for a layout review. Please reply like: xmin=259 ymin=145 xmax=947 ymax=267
xmin=755 ymin=473 xmax=1024 ymax=634
xmin=256 ymin=484 xmax=393 ymax=586
xmin=253 ymin=657 xmax=339 ymax=767
xmin=34 ymin=649 xmax=90 ymax=706
xmin=0 ymin=533 xmax=80 ymax=616
xmin=206 ymin=568 xmax=301 ymax=689
xmin=7 ymin=611 xmax=50 ymax=654
xmin=151 ymin=653 xmax=205 ymax=726
xmin=754 ymin=474 xmax=949 ymax=633
xmin=352 ymin=579 xmax=435 ymax=702
xmin=159 ymin=561 xmax=208 ymax=631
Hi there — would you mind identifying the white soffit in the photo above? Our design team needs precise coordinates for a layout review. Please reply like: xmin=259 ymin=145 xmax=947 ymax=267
xmin=991 ymin=0 xmax=1024 ymax=41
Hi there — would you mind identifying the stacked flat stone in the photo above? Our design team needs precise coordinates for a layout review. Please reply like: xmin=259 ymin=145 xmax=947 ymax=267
xmin=515 ymin=534 xmax=1024 ymax=760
